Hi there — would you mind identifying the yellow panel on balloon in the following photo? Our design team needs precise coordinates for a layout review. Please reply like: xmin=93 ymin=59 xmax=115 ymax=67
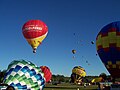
xmin=27 ymin=33 xmax=47 ymax=49
xmin=116 ymin=61 xmax=120 ymax=65
xmin=96 ymin=35 xmax=102 ymax=46
xmin=108 ymin=32 xmax=117 ymax=43
xmin=117 ymin=36 xmax=120 ymax=47
xmin=112 ymin=64 xmax=116 ymax=68
xmin=102 ymin=36 xmax=109 ymax=48
xmin=107 ymin=61 xmax=112 ymax=65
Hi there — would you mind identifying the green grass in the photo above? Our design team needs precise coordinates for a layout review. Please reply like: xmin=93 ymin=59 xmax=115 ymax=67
xmin=44 ymin=83 xmax=98 ymax=90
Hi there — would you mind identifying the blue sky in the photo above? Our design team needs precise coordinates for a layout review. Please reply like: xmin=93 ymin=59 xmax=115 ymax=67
xmin=0 ymin=0 xmax=120 ymax=76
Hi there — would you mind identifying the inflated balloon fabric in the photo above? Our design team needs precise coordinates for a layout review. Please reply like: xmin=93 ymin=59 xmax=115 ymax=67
xmin=3 ymin=60 xmax=45 ymax=90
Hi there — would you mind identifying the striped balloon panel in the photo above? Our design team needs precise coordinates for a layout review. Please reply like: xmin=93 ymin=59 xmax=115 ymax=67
xmin=3 ymin=60 xmax=45 ymax=90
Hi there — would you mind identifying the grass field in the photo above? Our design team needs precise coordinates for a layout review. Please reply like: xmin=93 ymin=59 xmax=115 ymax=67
xmin=44 ymin=83 xmax=98 ymax=90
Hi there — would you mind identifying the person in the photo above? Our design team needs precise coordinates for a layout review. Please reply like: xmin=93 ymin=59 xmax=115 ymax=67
xmin=84 ymin=83 xmax=86 ymax=88
xmin=98 ymin=82 xmax=100 ymax=90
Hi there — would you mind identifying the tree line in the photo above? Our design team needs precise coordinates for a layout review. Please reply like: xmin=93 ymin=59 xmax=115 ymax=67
xmin=1 ymin=69 xmax=119 ymax=84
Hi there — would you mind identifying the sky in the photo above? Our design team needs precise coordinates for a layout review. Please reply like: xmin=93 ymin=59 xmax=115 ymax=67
xmin=0 ymin=0 xmax=120 ymax=77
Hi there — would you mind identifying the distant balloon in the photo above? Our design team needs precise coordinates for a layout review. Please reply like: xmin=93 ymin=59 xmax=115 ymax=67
xmin=3 ymin=60 xmax=45 ymax=90
xmin=91 ymin=41 xmax=94 ymax=44
xmin=86 ymin=61 xmax=88 ymax=63
xmin=96 ymin=21 xmax=120 ymax=78
xmin=40 ymin=66 xmax=52 ymax=83
xmin=73 ymin=33 xmax=75 ymax=36
xmin=72 ymin=49 xmax=76 ymax=54
xmin=71 ymin=66 xmax=86 ymax=84
xmin=22 ymin=20 xmax=48 ymax=53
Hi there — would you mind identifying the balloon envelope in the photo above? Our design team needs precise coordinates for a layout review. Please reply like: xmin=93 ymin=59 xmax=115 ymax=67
xmin=72 ymin=66 xmax=86 ymax=77
xmin=96 ymin=21 xmax=120 ymax=78
xmin=3 ymin=60 xmax=45 ymax=90
xmin=72 ymin=50 xmax=76 ymax=54
xmin=71 ymin=66 xmax=86 ymax=83
xmin=40 ymin=66 xmax=52 ymax=83
xmin=22 ymin=20 xmax=48 ymax=53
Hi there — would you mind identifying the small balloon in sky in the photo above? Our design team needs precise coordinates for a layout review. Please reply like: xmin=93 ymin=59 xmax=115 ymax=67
xmin=72 ymin=49 xmax=76 ymax=54
xmin=91 ymin=41 xmax=94 ymax=44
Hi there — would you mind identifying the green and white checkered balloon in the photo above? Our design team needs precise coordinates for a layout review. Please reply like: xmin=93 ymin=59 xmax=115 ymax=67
xmin=3 ymin=60 xmax=45 ymax=90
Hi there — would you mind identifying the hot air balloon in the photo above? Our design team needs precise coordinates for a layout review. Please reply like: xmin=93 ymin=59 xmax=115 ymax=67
xmin=72 ymin=50 xmax=76 ymax=59
xmin=72 ymin=49 xmax=76 ymax=54
xmin=91 ymin=41 xmax=94 ymax=44
xmin=3 ymin=60 xmax=45 ymax=90
xmin=40 ymin=66 xmax=52 ymax=83
xmin=71 ymin=66 xmax=86 ymax=84
xmin=96 ymin=21 xmax=120 ymax=79
xmin=22 ymin=20 xmax=48 ymax=53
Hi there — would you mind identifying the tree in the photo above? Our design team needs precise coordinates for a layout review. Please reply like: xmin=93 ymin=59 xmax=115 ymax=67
xmin=99 ymin=73 xmax=107 ymax=81
xmin=0 ymin=69 xmax=6 ymax=83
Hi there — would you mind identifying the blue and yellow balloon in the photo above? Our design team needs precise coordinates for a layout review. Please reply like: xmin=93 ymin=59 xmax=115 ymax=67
xmin=96 ymin=21 xmax=120 ymax=78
